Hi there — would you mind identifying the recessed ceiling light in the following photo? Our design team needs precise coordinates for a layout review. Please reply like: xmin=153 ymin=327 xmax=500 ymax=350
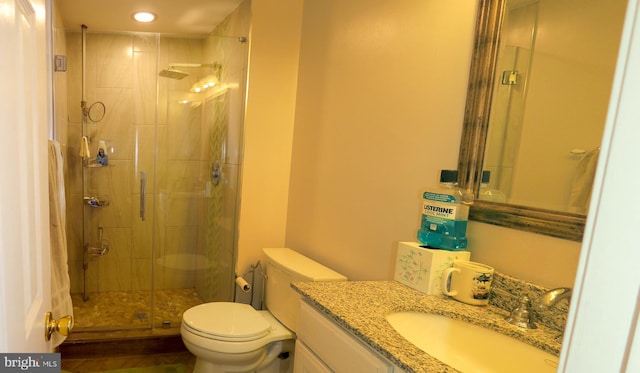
xmin=132 ymin=11 xmax=157 ymax=23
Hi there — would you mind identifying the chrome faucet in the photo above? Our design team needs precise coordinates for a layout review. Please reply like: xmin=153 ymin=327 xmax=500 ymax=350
xmin=534 ymin=287 xmax=572 ymax=311
xmin=505 ymin=287 xmax=572 ymax=329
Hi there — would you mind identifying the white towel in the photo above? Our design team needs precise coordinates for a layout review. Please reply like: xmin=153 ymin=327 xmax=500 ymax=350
xmin=567 ymin=148 xmax=600 ymax=214
xmin=79 ymin=136 xmax=90 ymax=158
xmin=48 ymin=140 xmax=73 ymax=348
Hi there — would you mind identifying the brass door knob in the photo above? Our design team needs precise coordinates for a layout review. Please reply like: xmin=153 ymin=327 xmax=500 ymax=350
xmin=45 ymin=312 xmax=73 ymax=341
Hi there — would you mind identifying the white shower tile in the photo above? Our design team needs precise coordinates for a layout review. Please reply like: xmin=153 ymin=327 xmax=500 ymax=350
xmin=94 ymin=87 xmax=134 ymax=160
xmin=167 ymin=96 xmax=202 ymax=161
xmin=134 ymin=51 xmax=158 ymax=125
xmin=95 ymin=34 xmax=133 ymax=89
xmin=97 ymin=227 xmax=132 ymax=291
xmin=165 ymin=195 xmax=200 ymax=227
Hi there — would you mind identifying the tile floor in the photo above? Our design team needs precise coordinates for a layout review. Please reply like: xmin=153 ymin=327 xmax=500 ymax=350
xmin=61 ymin=349 xmax=195 ymax=373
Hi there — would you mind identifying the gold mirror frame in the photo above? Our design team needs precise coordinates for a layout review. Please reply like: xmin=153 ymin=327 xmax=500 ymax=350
xmin=457 ymin=0 xmax=585 ymax=242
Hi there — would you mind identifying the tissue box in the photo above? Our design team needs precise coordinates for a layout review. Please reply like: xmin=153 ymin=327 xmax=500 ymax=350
xmin=394 ymin=241 xmax=470 ymax=295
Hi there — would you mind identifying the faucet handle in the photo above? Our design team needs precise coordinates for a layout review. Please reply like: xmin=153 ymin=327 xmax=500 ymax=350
xmin=505 ymin=296 xmax=537 ymax=329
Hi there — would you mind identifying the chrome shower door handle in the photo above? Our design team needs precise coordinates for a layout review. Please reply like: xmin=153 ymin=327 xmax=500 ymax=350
xmin=140 ymin=172 xmax=146 ymax=221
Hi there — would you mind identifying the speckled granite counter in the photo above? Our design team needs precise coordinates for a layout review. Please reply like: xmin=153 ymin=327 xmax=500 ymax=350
xmin=292 ymin=281 xmax=562 ymax=373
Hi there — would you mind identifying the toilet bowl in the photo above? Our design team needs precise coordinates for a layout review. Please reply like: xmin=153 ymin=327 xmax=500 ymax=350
xmin=181 ymin=303 xmax=293 ymax=372
xmin=180 ymin=248 xmax=347 ymax=373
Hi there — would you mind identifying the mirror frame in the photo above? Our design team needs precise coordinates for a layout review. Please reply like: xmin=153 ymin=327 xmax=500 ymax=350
xmin=457 ymin=0 xmax=585 ymax=242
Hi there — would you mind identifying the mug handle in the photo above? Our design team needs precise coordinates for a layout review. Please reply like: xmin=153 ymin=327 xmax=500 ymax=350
xmin=441 ymin=267 xmax=459 ymax=296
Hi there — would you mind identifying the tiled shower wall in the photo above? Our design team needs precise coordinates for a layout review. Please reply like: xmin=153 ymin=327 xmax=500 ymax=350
xmin=63 ymin=1 xmax=249 ymax=300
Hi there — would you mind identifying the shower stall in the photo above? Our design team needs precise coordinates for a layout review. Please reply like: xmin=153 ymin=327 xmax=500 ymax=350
xmin=61 ymin=15 xmax=249 ymax=332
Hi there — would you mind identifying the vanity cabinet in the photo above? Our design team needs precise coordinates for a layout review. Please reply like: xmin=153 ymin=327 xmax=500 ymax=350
xmin=294 ymin=341 xmax=332 ymax=373
xmin=294 ymin=300 xmax=403 ymax=373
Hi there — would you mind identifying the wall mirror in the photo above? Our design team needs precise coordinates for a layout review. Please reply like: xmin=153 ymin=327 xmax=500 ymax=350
xmin=458 ymin=0 xmax=628 ymax=241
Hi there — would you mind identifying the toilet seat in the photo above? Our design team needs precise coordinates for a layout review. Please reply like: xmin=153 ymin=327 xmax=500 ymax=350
xmin=181 ymin=306 xmax=294 ymax=355
xmin=182 ymin=302 xmax=270 ymax=341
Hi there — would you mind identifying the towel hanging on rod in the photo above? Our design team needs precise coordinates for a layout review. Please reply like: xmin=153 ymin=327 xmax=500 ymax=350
xmin=79 ymin=136 xmax=90 ymax=158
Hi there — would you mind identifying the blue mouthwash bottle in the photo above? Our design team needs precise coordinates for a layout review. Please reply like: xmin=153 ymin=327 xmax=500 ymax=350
xmin=417 ymin=170 xmax=469 ymax=250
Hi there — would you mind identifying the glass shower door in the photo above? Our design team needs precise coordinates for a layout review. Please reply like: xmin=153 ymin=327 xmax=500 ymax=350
xmin=73 ymin=32 xmax=158 ymax=331
xmin=152 ymin=33 xmax=248 ymax=326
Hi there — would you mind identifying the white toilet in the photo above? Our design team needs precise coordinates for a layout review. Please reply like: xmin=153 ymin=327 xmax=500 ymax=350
xmin=180 ymin=248 xmax=347 ymax=373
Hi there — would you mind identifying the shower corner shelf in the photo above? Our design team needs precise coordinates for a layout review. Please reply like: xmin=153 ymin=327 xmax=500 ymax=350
xmin=84 ymin=196 xmax=110 ymax=208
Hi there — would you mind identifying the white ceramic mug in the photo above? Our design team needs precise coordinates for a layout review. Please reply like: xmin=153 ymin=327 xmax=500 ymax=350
xmin=441 ymin=260 xmax=494 ymax=305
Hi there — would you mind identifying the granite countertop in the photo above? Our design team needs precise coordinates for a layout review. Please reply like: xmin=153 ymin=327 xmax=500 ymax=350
xmin=292 ymin=280 xmax=562 ymax=373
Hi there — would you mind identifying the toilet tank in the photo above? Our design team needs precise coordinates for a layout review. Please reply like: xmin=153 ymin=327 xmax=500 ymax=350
xmin=263 ymin=248 xmax=347 ymax=332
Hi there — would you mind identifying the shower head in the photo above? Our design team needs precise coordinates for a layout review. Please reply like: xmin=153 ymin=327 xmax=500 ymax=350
xmin=159 ymin=67 xmax=189 ymax=80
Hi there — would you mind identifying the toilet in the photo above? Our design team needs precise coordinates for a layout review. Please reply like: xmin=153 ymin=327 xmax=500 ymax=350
xmin=180 ymin=248 xmax=347 ymax=373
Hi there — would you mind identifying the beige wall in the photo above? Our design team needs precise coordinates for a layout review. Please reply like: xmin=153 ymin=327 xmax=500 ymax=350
xmin=239 ymin=0 xmax=582 ymax=290
xmin=236 ymin=0 xmax=303 ymax=272
xmin=468 ymin=222 xmax=580 ymax=288
xmin=285 ymin=0 xmax=477 ymax=280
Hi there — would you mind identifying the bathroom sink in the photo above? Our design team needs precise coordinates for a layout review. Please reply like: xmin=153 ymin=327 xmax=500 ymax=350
xmin=385 ymin=312 xmax=558 ymax=373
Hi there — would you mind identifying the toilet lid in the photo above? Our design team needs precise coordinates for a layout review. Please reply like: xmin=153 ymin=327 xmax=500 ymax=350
xmin=182 ymin=302 xmax=271 ymax=341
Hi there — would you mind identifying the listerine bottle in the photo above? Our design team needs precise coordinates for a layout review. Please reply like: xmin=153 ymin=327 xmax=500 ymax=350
xmin=417 ymin=170 xmax=469 ymax=250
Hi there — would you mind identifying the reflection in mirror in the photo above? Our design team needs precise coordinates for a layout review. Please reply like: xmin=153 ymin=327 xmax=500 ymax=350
xmin=482 ymin=0 xmax=627 ymax=214
xmin=458 ymin=0 xmax=628 ymax=241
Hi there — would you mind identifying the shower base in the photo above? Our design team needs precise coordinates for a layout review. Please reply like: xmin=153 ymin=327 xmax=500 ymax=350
xmin=70 ymin=288 xmax=204 ymax=332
